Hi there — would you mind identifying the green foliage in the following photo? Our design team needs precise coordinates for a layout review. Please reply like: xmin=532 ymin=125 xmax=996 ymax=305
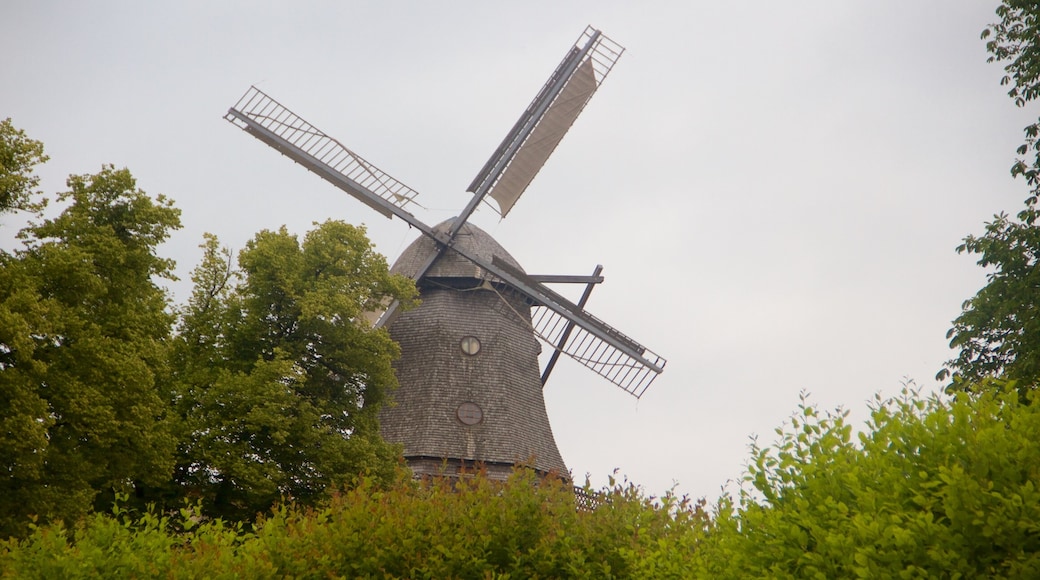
xmin=983 ymin=1 xmax=1040 ymax=199
xmin=0 ymin=494 xmax=254 ymax=579
xmin=0 ymin=120 xmax=420 ymax=534
xmin=253 ymin=469 xmax=702 ymax=578
xmin=944 ymin=2 xmax=1040 ymax=388
xmin=943 ymin=212 xmax=1040 ymax=389
xmin=164 ymin=221 xmax=418 ymax=522
xmin=0 ymin=118 xmax=48 ymax=215
xmin=0 ymin=166 xmax=181 ymax=539
xmin=7 ymin=384 xmax=1040 ymax=577
xmin=0 ymin=470 xmax=706 ymax=578
xmin=697 ymin=388 xmax=1040 ymax=578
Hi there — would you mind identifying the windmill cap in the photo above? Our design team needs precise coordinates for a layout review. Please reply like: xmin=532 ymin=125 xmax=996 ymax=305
xmin=391 ymin=218 xmax=525 ymax=281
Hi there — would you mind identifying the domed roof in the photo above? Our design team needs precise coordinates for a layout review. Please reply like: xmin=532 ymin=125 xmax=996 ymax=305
xmin=390 ymin=218 xmax=524 ymax=281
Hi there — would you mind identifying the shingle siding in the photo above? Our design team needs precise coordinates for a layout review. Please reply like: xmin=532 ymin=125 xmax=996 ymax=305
xmin=380 ymin=219 xmax=568 ymax=479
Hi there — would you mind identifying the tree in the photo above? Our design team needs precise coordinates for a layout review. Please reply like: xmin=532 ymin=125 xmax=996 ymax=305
xmin=0 ymin=165 xmax=181 ymax=539
xmin=696 ymin=388 xmax=1040 ymax=577
xmin=0 ymin=118 xmax=48 ymax=215
xmin=943 ymin=2 xmax=1040 ymax=389
xmin=942 ymin=213 xmax=1040 ymax=388
xmin=985 ymin=0 xmax=1040 ymax=201
xmin=165 ymin=221 xmax=418 ymax=521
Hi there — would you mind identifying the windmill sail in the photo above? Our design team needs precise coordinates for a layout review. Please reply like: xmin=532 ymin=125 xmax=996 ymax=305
xmin=484 ymin=255 xmax=664 ymax=398
xmin=528 ymin=300 xmax=665 ymax=398
xmin=225 ymin=86 xmax=422 ymax=220
xmin=489 ymin=57 xmax=597 ymax=217
xmin=468 ymin=27 xmax=624 ymax=217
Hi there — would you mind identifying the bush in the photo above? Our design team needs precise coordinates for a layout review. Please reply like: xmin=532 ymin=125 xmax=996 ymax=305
xmin=12 ymin=387 xmax=1040 ymax=577
xmin=0 ymin=469 xmax=706 ymax=578
xmin=696 ymin=387 xmax=1040 ymax=578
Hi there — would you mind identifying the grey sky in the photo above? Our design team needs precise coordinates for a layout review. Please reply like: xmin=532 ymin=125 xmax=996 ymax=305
xmin=1 ymin=1 xmax=1029 ymax=498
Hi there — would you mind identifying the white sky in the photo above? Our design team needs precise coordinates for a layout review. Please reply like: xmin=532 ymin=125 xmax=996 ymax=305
xmin=1 ymin=2 xmax=1031 ymax=500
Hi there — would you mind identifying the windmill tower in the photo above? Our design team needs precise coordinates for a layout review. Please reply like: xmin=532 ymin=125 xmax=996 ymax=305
xmin=225 ymin=27 xmax=666 ymax=481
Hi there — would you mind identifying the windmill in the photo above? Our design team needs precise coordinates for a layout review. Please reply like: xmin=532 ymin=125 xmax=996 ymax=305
xmin=225 ymin=27 xmax=665 ymax=481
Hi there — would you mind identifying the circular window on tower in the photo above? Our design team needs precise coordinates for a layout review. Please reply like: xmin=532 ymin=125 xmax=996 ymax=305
xmin=460 ymin=335 xmax=481 ymax=356
xmin=456 ymin=402 xmax=483 ymax=426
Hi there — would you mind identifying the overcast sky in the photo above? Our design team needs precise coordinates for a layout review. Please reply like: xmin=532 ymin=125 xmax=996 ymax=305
xmin=1 ymin=2 xmax=1031 ymax=499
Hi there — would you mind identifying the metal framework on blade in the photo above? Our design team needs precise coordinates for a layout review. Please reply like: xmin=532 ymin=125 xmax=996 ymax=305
xmin=485 ymin=256 xmax=663 ymax=397
xmin=468 ymin=26 xmax=624 ymax=218
xmin=225 ymin=87 xmax=421 ymax=219
xmin=486 ymin=280 xmax=663 ymax=398
xmin=224 ymin=27 xmax=665 ymax=398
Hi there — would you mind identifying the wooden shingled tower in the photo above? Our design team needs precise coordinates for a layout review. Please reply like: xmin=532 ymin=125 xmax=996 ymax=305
xmin=384 ymin=219 xmax=567 ymax=478
xmin=225 ymin=27 xmax=666 ymax=481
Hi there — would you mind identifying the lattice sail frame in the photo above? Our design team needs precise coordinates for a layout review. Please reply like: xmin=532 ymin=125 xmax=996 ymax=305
xmin=467 ymin=26 xmax=625 ymax=218
xmin=482 ymin=258 xmax=665 ymax=398
xmin=225 ymin=86 xmax=421 ymax=218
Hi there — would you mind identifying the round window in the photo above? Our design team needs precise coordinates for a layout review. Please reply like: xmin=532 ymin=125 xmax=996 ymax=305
xmin=456 ymin=402 xmax=483 ymax=425
xmin=460 ymin=335 xmax=481 ymax=356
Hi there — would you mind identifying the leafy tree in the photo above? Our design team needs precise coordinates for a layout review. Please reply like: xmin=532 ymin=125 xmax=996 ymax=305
xmin=695 ymin=387 xmax=1040 ymax=577
xmin=942 ymin=214 xmax=1040 ymax=388
xmin=0 ymin=118 xmax=48 ymax=215
xmin=985 ymin=0 xmax=1040 ymax=198
xmin=943 ymin=2 xmax=1040 ymax=389
xmin=165 ymin=221 xmax=417 ymax=522
xmin=0 ymin=165 xmax=181 ymax=539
